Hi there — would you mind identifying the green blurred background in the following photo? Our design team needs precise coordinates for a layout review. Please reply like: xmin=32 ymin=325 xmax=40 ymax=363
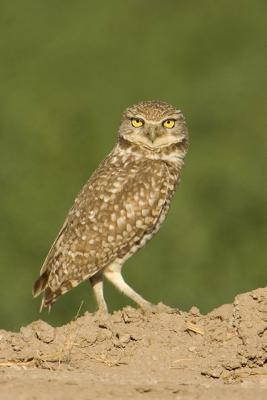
xmin=0 ymin=0 xmax=266 ymax=331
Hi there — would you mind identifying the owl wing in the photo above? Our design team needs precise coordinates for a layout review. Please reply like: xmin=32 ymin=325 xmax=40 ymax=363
xmin=33 ymin=156 xmax=171 ymax=308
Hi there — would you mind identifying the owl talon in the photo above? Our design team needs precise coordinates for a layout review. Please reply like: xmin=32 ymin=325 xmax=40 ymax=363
xmin=142 ymin=302 xmax=178 ymax=315
xmin=94 ymin=309 xmax=110 ymax=329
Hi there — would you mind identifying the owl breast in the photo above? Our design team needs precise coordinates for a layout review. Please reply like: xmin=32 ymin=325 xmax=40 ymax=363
xmin=114 ymin=157 xmax=180 ymax=264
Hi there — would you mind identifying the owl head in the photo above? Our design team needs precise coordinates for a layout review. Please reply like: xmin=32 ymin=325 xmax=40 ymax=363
xmin=119 ymin=100 xmax=188 ymax=150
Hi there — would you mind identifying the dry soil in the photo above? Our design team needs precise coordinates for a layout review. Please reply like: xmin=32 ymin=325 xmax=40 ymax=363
xmin=1 ymin=287 xmax=267 ymax=399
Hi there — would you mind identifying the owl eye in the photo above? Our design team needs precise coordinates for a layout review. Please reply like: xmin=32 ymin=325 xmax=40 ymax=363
xmin=163 ymin=119 xmax=175 ymax=129
xmin=131 ymin=118 xmax=144 ymax=128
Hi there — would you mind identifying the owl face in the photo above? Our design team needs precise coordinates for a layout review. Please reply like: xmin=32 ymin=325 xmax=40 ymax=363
xmin=119 ymin=100 xmax=187 ymax=150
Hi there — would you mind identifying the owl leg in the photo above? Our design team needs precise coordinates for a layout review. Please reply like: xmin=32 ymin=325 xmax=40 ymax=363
xmin=90 ymin=272 xmax=108 ymax=314
xmin=103 ymin=261 xmax=151 ymax=309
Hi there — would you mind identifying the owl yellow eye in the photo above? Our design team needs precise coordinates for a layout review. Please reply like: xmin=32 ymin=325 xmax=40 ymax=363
xmin=131 ymin=118 xmax=144 ymax=128
xmin=163 ymin=119 xmax=175 ymax=129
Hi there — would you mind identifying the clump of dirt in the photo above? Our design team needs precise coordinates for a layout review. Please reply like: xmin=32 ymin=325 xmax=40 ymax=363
xmin=1 ymin=288 xmax=267 ymax=400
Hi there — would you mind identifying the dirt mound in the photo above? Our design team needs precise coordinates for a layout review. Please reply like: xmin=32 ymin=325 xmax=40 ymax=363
xmin=1 ymin=288 xmax=267 ymax=399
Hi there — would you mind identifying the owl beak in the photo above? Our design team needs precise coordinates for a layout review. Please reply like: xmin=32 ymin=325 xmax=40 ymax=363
xmin=147 ymin=126 xmax=159 ymax=143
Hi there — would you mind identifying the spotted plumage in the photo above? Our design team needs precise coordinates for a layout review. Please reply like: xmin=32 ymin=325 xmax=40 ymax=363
xmin=33 ymin=100 xmax=189 ymax=312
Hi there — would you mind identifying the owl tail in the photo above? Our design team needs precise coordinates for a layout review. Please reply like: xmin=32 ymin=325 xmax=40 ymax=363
xmin=32 ymin=270 xmax=50 ymax=297
xmin=33 ymin=270 xmax=79 ymax=312
xmin=32 ymin=270 xmax=53 ymax=312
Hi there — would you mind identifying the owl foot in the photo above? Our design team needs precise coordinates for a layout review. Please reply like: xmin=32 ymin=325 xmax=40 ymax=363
xmin=142 ymin=302 xmax=179 ymax=315
xmin=93 ymin=308 xmax=112 ymax=330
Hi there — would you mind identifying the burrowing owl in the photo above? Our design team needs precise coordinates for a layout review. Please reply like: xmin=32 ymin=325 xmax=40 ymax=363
xmin=33 ymin=100 xmax=188 ymax=313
